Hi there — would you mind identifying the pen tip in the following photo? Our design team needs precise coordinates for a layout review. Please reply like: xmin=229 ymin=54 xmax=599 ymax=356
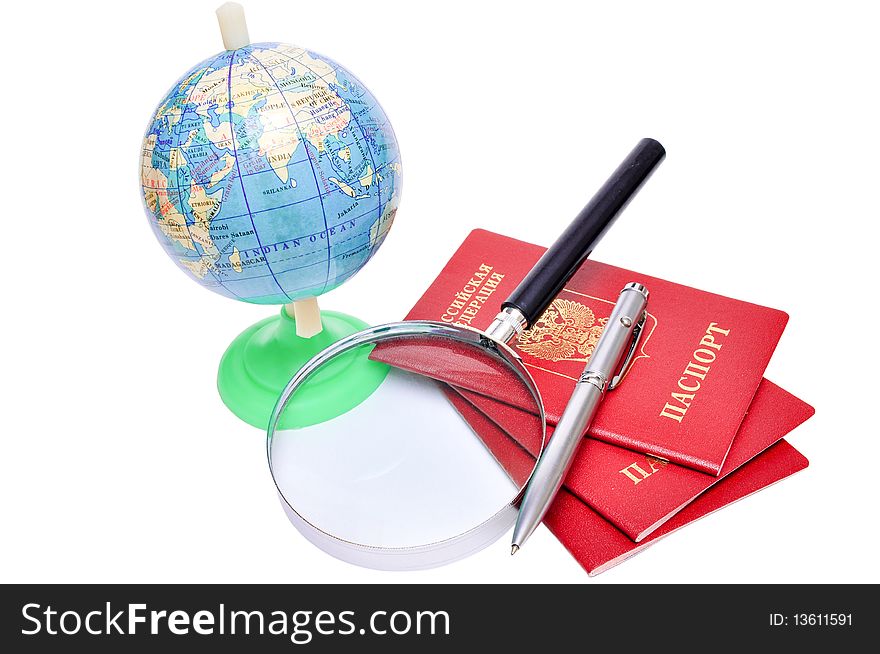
xmin=511 ymin=544 xmax=519 ymax=556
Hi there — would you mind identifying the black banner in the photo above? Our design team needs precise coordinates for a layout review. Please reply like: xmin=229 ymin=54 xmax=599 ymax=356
xmin=0 ymin=584 xmax=869 ymax=651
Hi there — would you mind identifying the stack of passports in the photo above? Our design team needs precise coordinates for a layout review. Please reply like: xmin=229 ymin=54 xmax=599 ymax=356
xmin=372 ymin=229 xmax=814 ymax=575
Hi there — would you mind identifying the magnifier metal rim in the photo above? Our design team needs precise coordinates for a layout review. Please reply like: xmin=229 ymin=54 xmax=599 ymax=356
xmin=266 ymin=320 xmax=547 ymax=570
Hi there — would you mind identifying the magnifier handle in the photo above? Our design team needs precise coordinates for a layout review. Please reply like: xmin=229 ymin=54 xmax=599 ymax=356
xmin=501 ymin=138 xmax=665 ymax=328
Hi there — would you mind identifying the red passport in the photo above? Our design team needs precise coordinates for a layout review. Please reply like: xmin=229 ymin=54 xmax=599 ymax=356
xmin=454 ymin=379 xmax=814 ymax=541
xmin=548 ymin=440 xmax=809 ymax=576
xmin=444 ymin=390 xmax=809 ymax=575
xmin=372 ymin=229 xmax=789 ymax=474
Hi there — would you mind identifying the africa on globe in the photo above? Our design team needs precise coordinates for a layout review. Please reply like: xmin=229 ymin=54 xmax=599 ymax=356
xmin=140 ymin=41 xmax=401 ymax=305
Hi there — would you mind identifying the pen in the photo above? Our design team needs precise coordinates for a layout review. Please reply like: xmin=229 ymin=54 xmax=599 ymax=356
xmin=511 ymin=282 xmax=650 ymax=554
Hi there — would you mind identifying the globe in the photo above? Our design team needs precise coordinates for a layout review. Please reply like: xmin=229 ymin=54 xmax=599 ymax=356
xmin=140 ymin=35 xmax=402 ymax=429
xmin=140 ymin=42 xmax=401 ymax=305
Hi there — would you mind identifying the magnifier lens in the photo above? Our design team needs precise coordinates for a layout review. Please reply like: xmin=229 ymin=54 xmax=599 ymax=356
xmin=268 ymin=328 xmax=544 ymax=568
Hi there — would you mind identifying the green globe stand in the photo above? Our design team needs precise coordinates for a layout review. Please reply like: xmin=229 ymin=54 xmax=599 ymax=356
xmin=217 ymin=308 xmax=389 ymax=429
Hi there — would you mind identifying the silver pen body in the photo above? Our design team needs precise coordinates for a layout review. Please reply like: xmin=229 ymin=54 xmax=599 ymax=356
xmin=511 ymin=380 xmax=603 ymax=550
xmin=511 ymin=282 xmax=649 ymax=551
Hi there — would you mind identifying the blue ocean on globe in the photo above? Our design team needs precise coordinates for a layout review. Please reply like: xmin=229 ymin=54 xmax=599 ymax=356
xmin=141 ymin=42 xmax=401 ymax=304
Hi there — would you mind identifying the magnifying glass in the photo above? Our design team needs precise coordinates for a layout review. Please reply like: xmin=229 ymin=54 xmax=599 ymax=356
xmin=267 ymin=138 xmax=666 ymax=570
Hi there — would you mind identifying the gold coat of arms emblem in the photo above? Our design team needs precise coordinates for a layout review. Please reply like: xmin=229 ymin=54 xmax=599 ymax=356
xmin=516 ymin=298 xmax=607 ymax=363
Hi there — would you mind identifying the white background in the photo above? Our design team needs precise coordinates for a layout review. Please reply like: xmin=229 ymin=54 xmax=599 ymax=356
xmin=1 ymin=0 xmax=877 ymax=584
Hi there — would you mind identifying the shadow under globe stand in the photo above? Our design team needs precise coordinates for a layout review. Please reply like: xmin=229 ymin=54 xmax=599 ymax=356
xmin=140 ymin=2 xmax=401 ymax=429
